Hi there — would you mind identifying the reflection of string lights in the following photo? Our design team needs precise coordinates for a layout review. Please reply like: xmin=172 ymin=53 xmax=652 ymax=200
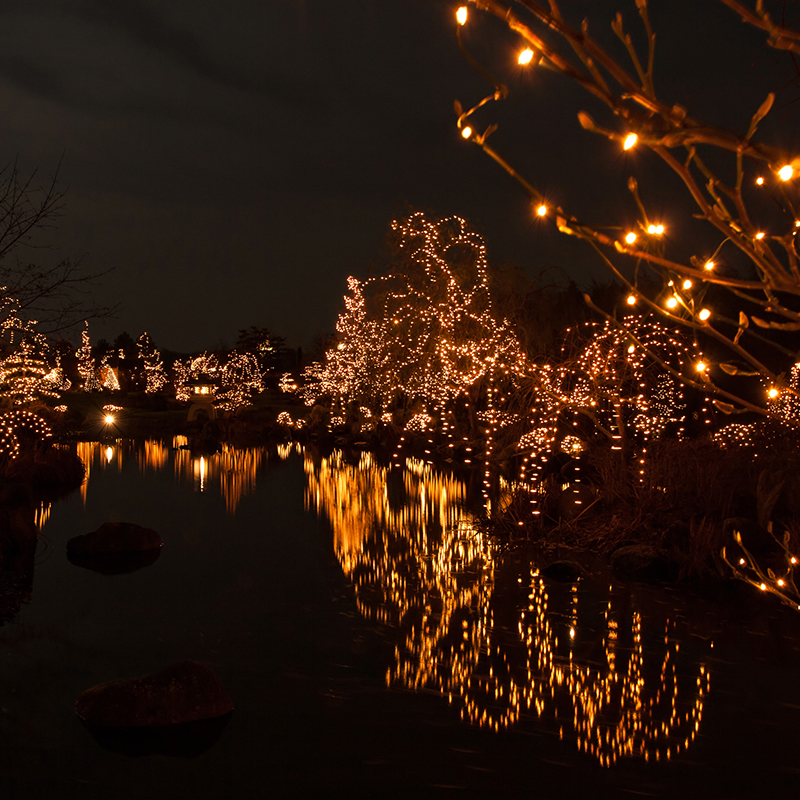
xmin=173 ymin=441 xmax=268 ymax=512
xmin=309 ymin=451 xmax=711 ymax=766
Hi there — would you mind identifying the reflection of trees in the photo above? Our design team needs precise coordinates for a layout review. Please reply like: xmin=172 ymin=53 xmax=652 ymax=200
xmin=76 ymin=438 xmax=276 ymax=514
xmin=308 ymin=451 xmax=710 ymax=767
xmin=173 ymin=442 xmax=268 ymax=514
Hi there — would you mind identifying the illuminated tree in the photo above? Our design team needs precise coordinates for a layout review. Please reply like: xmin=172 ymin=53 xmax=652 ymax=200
xmin=451 ymin=1 xmax=800 ymax=419
xmin=215 ymin=352 xmax=262 ymax=411
xmin=308 ymin=213 xmax=527 ymax=418
xmin=173 ymin=353 xmax=220 ymax=402
xmin=234 ymin=326 xmax=285 ymax=374
xmin=76 ymin=322 xmax=101 ymax=392
xmin=0 ymin=341 xmax=61 ymax=408
xmin=136 ymin=332 xmax=167 ymax=393
xmin=0 ymin=306 xmax=63 ymax=407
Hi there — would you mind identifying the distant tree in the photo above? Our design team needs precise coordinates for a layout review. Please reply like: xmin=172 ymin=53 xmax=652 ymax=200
xmin=111 ymin=331 xmax=140 ymax=391
xmin=76 ymin=322 xmax=101 ymax=391
xmin=0 ymin=159 xmax=112 ymax=335
xmin=136 ymin=332 xmax=167 ymax=394
xmin=234 ymin=326 xmax=285 ymax=373
xmin=93 ymin=338 xmax=113 ymax=361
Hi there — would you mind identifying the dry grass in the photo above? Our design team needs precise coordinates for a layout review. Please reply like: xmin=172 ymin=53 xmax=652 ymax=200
xmin=488 ymin=436 xmax=788 ymax=579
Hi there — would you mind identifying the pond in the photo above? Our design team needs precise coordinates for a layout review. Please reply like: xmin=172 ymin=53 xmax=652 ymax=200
xmin=2 ymin=438 xmax=800 ymax=797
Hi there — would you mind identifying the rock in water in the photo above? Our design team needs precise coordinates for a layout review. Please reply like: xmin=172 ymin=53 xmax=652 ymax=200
xmin=541 ymin=560 xmax=585 ymax=583
xmin=76 ymin=660 xmax=233 ymax=727
xmin=67 ymin=522 xmax=162 ymax=555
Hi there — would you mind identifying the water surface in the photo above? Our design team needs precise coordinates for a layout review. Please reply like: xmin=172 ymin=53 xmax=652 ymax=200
xmin=2 ymin=439 xmax=799 ymax=798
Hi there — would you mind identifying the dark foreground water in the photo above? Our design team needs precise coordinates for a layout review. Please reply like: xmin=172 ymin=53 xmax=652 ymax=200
xmin=2 ymin=439 xmax=800 ymax=798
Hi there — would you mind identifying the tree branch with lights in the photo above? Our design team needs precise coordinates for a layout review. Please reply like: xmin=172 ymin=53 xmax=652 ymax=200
xmin=452 ymin=0 xmax=800 ymax=420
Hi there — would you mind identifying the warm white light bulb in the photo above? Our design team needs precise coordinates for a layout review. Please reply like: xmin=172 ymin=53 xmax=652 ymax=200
xmin=623 ymin=133 xmax=638 ymax=150
xmin=666 ymin=297 xmax=678 ymax=309
xmin=768 ymin=387 xmax=779 ymax=399
xmin=518 ymin=48 xmax=534 ymax=65
xmin=456 ymin=6 xmax=468 ymax=25
xmin=625 ymin=232 xmax=637 ymax=244
xmin=756 ymin=176 xmax=765 ymax=185
xmin=536 ymin=204 xmax=547 ymax=216
xmin=695 ymin=361 xmax=707 ymax=373
xmin=704 ymin=260 xmax=715 ymax=271
xmin=626 ymin=294 xmax=636 ymax=305
xmin=682 ymin=279 xmax=692 ymax=290
xmin=779 ymin=165 xmax=794 ymax=181
xmin=104 ymin=414 xmax=114 ymax=424
xmin=755 ymin=231 xmax=765 ymax=240
xmin=698 ymin=308 xmax=711 ymax=321
xmin=461 ymin=125 xmax=472 ymax=139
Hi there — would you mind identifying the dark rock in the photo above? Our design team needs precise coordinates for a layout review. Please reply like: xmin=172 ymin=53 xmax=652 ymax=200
xmin=67 ymin=522 xmax=162 ymax=555
xmin=79 ymin=713 xmax=232 ymax=757
xmin=76 ymin=660 xmax=234 ymax=727
xmin=541 ymin=560 xmax=585 ymax=583
xmin=610 ymin=545 xmax=679 ymax=583
xmin=67 ymin=547 xmax=161 ymax=575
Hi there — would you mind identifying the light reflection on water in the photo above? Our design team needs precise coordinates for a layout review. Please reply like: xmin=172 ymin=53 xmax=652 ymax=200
xmin=76 ymin=438 xmax=301 ymax=514
xmin=73 ymin=440 xmax=713 ymax=768
xmin=303 ymin=448 xmax=710 ymax=768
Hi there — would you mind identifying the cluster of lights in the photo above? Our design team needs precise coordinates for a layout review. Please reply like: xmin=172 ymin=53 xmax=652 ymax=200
xmin=301 ymin=214 xmax=528 ymax=498
xmin=0 ymin=340 xmax=62 ymax=406
xmin=723 ymin=527 xmax=800 ymax=612
xmin=173 ymin=353 xmax=220 ymax=402
xmin=99 ymin=356 xmax=121 ymax=391
xmin=279 ymin=373 xmax=298 ymax=393
xmin=0 ymin=409 xmax=52 ymax=461
xmin=137 ymin=332 xmax=168 ymax=394
xmin=215 ymin=352 xmax=262 ymax=412
xmin=76 ymin=322 xmax=102 ymax=392
xmin=301 ymin=214 xmax=720 ymax=508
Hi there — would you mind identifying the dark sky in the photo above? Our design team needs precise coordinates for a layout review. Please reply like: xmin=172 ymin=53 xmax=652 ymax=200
xmin=1 ymin=0 xmax=796 ymax=353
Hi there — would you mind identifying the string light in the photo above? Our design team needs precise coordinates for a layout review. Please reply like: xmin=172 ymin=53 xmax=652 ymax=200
xmin=704 ymin=261 xmax=715 ymax=271
xmin=698 ymin=308 xmax=711 ymax=321
xmin=755 ymin=232 xmax=765 ymax=240
xmin=756 ymin=176 xmax=765 ymax=185
xmin=666 ymin=297 xmax=678 ymax=309
xmin=623 ymin=133 xmax=638 ymax=150
xmin=518 ymin=48 xmax=535 ymax=65
xmin=461 ymin=126 xmax=472 ymax=139
xmin=778 ymin=165 xmax=794 ymax=181
xmin=625 ymin=232 xmax=637 ymax=244
xmin=456 ymin=6 xmax=468 ymax=25
xmin=536 ymin=204 xmax=547 ymax=216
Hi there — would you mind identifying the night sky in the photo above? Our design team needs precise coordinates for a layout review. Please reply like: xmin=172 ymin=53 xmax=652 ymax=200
xmin=1 ymin=0 xmax=796 ymax=353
